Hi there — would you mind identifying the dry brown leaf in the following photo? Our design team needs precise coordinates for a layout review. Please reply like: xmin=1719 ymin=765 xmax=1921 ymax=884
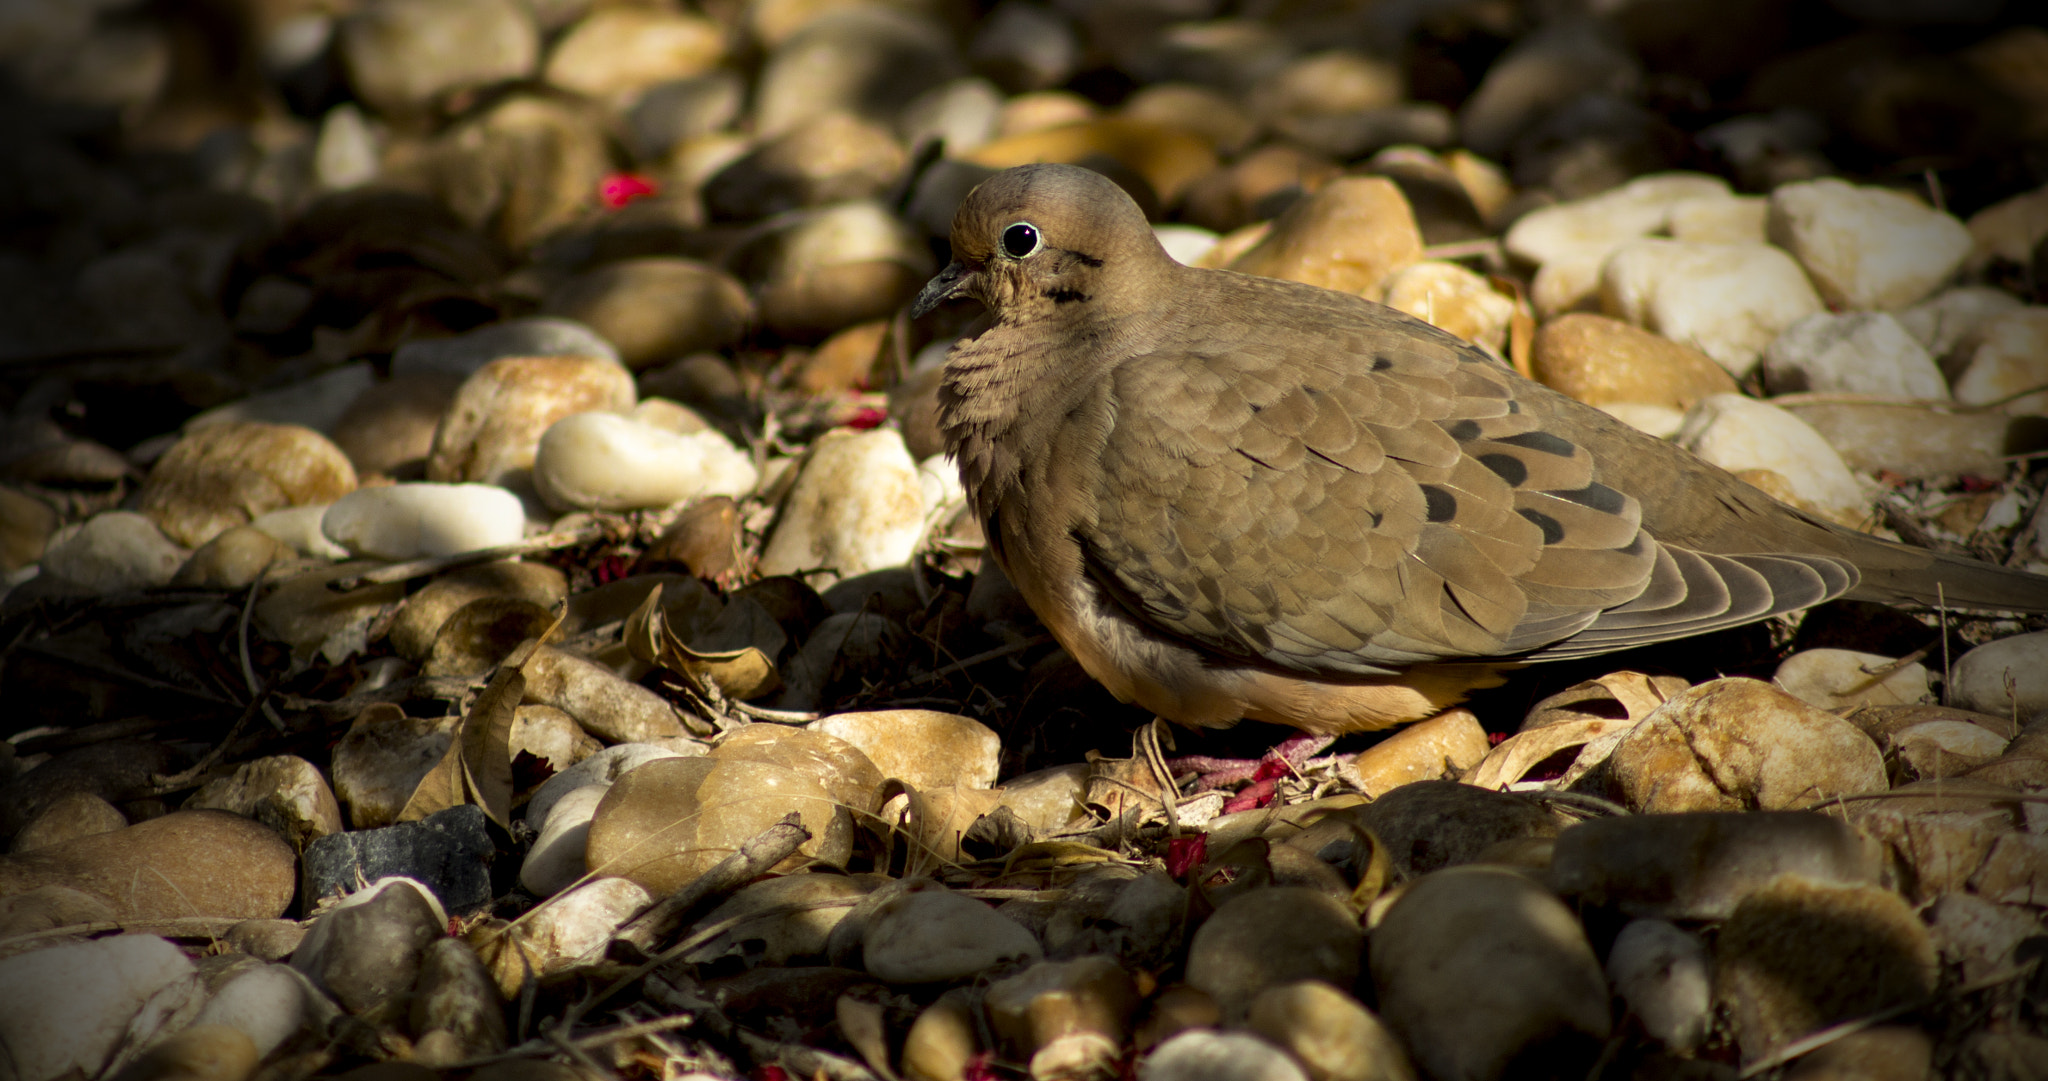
xmin=1463 ymin=718 xmax=1638 ymax=791
xmin=399 ymin=660 xmax=522 ymax=828
xmin=878 ymin=779 xmax=1002 ymax=874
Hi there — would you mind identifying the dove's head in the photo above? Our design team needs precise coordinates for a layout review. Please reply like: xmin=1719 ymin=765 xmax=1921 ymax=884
xmin=911 ymin=163 xmax=1174 ymax=322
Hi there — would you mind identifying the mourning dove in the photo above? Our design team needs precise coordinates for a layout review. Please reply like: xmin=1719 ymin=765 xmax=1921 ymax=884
xmin=912 ymin=164 xmax=2048 ymax=734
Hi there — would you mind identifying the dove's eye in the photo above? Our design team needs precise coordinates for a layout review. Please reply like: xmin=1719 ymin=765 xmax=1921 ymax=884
xmin=1001 ymin=222 xmax=1043 ymax=259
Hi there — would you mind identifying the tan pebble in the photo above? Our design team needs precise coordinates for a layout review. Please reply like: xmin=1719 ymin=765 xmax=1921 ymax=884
xmin=1228 ymin=177 xmax=1422 ymax=298
xmin=1531 ymin=312 xmax=1739 ymax=410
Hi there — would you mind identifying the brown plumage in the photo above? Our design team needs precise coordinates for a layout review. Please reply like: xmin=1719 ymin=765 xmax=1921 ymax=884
xmin=911 ymin=163 xmax=2048 ymax=734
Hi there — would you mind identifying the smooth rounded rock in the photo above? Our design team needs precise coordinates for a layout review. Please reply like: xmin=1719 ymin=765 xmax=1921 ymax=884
xmin=248 ymin=505 xmax=350 ymax=560
xmin=1530 ymin=313 xmax=1739 ymax=410
xmin=1773 ymin=648 xmax=1930 ymax=711
xmin=1599 ymin=239 xmax=1824 ymax=378
xmin=985 ymin=955 xmax=1140 ymax=1079
xmin=1608 ymin=678 xmax=1887 ymax=813
xmin=1245 ymin=981 xmax=1415 ymax=1081
xmin=809 ymin=710 xmax=1002 ymax=791
xmin=1778 ymin=400 xmax=2042 ymax=480
xmin=40 ymin=511 xmax=186 ymax=593
xmin=751 ymin=6 xmax=962 ymax=136
xmin=111 ymin=1023 xmax=259 ymax=1081
xmin=253 ymin=562 xmax=407 ymax=662
xmin=711 ymin=725 xmax=885 ymax=818
xmin=185 ymin=755 xmax=345 ymax=850
xmin=191 ymin=964 xmax=328 ymax=1058
xmin=137 ymin=423 xmax=357 ymax=549
xmin=1605 ymin=919 xmax=1711 ymax=1053
xmin=1504 ymin=173 xmax=1732 ymax=316
xmin=584 ymin=756 xmax=850 ymax=895
xmin=703 ymin=111 xmax=906 ymax=222
xmin=1767 ymin=178 xmax=1971 ymax=311
xmin=1948 ymin=632 xmax=2048 ymax=717
xmin=1139 ymin=1030 xmax=1309 ymax=1081
xmin=1370 ymin=866 xmax=1609 ymax=1081
xmin=322 ymin=483 xmax=527 ymax=561
xmin=1228 ymin=177 xmax=1422 ymax=298
xmin=0 ymin=935 xmax=199 ymax=1081
xmin=1896 ymin=286 xmax=2022 ymax=361
xmin=541 ymin=6 xmax=722 ymax=102
xmin=758 ymin=428 xmax=924 ymax=587
xmin=1377 ymin=261 xmax=1514 ymax=350
xmin=532 ymin=412 xmax=757 ymax=512
xmin=1947 ymin=308 xmax=2048 ymax=415
xmin=1675 ymin=394 xmax=1868 ymax=526
xmin=1348 ymin=709 xmax=1490 ymax=799
xmin=290 ymin=877 xmax=446 ymax=1017
xmin=426 ymin=354 xmax=637 ymax=488
xmin=1761 ymin=311 xmax=1948 ymax=398
xmin=338 ymin=0 xmax=537 ymax=119
xmin=0 ymin=811 xmax=295 ymax=921
xmin=11 ymin=792 xmax=127 ymax=853
xmin=1187 ymin=887 xmax=1363 ymax=1023
xmin=860 ymin=884 xmax=1042 ymax=983
xmin=684 ymin=873 xmax=875 ymax=966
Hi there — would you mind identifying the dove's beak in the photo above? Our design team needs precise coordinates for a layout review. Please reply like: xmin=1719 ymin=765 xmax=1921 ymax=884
xmin=910 ymin=260 xmax=974 ymax=319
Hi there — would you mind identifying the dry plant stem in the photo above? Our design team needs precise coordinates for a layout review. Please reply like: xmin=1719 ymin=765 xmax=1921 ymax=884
xmin=908 ymin=633 xmax=1053 ymax=686
xmin=324 ymin=524 xmax=609 ymax=592
xmin=1734 ymin=998 xmax=1927 ymax=1079
xmin=146 ymin=669 xmax=285 ymax=795
xmin=446 ymin=1015 xmax=699 ymax=1071
xmin=608 ymin=814 xmax=812 ymax=960
xmin=1141 ymin=718 xmax=1182 ymax=837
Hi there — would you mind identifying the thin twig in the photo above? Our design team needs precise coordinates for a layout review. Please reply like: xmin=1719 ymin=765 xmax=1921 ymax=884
xmin=907 ymin=634 xmax=1053 ymax=686
xmin=324 ymin=525 xmax=608 ymax=592
xmin=146 ymin=670 xmax=285 ymax=795
xmin=607 ymin=816 xmax=811 ymax=961
xmin=1734 ymin=998 xmax=1925 ymax=1078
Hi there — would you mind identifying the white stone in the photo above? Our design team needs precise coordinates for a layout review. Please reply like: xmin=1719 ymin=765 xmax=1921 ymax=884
xmin=1948 ymin=632 xmax=2048 ymax=717
xmin=1761 ymin=312 xmax=1948 ymax=399
xmin=1773 ymin=648 xmax=1930 ymax=711
xmin=523 ymin=742 xmax=697 ymax=834
xmin=1767 ymin=178 xmax=1972 ymax=311
xmin=1606 ymin=919 xmax=1710 ymax=1053
xmin=41 ymin=511 xmax=186 ymax=592
xmin=1156 ymin=224 xmax=1221 ymax=267
xmin=1596 ymin=402 xmax=1686 ymax=439
xmin=1666 ymin=196 xmax=1768 ymax=245
xmin=1600 ymin=239 xmax=1824 ymax=378
xmin=1947 ymin=308 xmax=2048 ymax=414
xmin=1139 ymin=1030 xmax=1311 ymax=1081
xmin=322 ymin=483 xmax=527 ymax=560
xmin=0 ymin=935 xmax=200 ymax=1081
xmin=520 ymin=782 xmax=608 ymax=896
xmin=1676 ymin=394 xmax=1868 ymax=523
xmin=1897 ymin=286 xmax=2024 ymax=361
xmin=531 ymin=412 xmax=757 ymax=512
xmin=249 ymin=504 xmax=351 ymax=559
xmin=1505 ymin=173 xmax=1731 ymax=315
xmin=314 ymin=103 xmax=380 ymax=191
xmin=190 ymin=963 xmax=330 ymax=1058
xmin=758 ymin=427 xmax=925 ymax=586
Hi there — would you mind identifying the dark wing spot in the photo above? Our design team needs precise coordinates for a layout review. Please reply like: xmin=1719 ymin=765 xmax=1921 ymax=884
xmin=1044 ymin=289 xmax=1091 ymax=304
xmin=1445 ymin=419 xmax=1481 ymax=440
xmin=1478 ymin=453 xmax=1528 ymax=486
xmin=1505 ymin=400 xmax=1521 ymax=414
xmin=1068 ymin=251 xmax=1103 ymax=268
xmin=1421 ymin=485 xmax=1458 ymax=523
xmin=1372 ymin=357 xmax=1394 ymax=371
xmin=1519 ymin=508 xmax=1565 ymax=544
xmin=1497 ymin=430 xmax=1576 ymax=457
xmin=1559 ymin=483 xmax=1628 ymax=514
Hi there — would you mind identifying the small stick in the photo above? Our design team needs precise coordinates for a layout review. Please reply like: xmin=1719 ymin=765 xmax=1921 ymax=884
xmin=324 ymin=525 xmax=608 ymax=592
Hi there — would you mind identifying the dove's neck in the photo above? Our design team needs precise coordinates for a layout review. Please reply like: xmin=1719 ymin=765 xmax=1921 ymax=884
xmin=939 ymin=270 xmax=1177 ymax=521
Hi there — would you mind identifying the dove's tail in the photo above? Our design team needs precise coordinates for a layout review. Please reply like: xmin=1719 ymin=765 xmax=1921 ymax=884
xmin=1833 ymin=528 xmax=2048 ymax=615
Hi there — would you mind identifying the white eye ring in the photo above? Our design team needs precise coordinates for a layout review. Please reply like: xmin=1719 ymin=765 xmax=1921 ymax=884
xmin=1001 ymin=221 xmax=1043 ymax=259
